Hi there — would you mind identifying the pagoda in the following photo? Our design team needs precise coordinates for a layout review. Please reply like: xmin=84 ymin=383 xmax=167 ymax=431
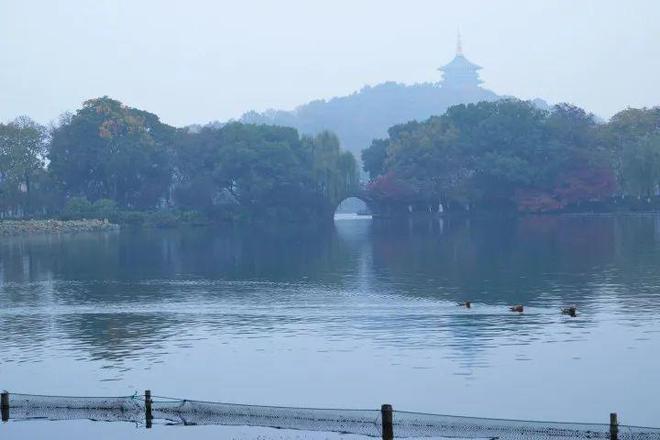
xmin=439 ymin=32 xmax=483 ymax=90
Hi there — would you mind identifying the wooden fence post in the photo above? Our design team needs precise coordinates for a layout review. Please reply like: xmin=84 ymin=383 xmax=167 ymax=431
xmin=1 ymin=392 xmax=8 ymax=422
xmin=610 ymin=412 xmax=618 ymax=440
xmin=381 ymin=404 xmax=393 ymax=440
xmin=145 ymin=390 xmax=152 ymax=429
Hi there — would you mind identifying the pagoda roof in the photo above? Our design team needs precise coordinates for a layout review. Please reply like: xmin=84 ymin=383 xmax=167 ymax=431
xmin=439 ymin=54 xmax=482 ymax=71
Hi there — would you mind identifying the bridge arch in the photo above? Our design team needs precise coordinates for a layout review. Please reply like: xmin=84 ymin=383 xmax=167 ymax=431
xmin=333 ymin=195 xmax=373 ymax=217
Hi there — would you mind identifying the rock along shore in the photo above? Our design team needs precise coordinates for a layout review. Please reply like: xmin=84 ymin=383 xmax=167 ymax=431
xmin=0 ymin=219 xmax=120 ymax=236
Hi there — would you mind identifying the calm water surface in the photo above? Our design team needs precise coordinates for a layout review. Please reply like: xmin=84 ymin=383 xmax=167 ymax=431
xmin=1 ymin=214 xmax=660 ymax=431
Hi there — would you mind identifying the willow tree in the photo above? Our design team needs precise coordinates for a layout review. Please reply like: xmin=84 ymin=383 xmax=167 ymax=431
xmin=305 ymin=131 xmax=359 ymax=211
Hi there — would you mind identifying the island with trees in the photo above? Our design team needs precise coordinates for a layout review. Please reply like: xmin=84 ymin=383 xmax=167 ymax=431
xmin=1 ymin=97 xmax=660 ymax=230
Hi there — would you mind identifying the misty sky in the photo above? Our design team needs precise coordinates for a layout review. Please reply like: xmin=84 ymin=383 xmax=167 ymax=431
xmin=2 ymin=0 xmax=659 ymax=127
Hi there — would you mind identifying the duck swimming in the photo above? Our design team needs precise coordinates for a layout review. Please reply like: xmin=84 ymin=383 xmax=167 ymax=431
xmin=561 ymin=306 xmax=577 ymax=317
xmin=458 ymin=301 xmax=472 ymax=308
xmin=510 ymin=304 xmax=524 ymax=313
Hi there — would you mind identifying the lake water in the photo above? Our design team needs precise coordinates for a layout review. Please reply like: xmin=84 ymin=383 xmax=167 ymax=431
xmin=1 ymin=214 xmax=660 ymax=437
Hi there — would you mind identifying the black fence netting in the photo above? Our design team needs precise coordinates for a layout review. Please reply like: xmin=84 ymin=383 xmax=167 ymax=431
xmin=7 ymin=393 xmax=143 ymax=424
xmin=152 ymin=398 xmax=381 ymax=436
xmin=4 ymin=392 xmax=660 ymax=439
xmin=392 ymin=410 xmax=660 ymax=439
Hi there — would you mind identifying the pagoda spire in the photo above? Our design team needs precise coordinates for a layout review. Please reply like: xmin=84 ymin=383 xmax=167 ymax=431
xmin=439 ymin=31 xmax=483 ymax=89
xmin=456 ymin=29 xmax=463 ymax=55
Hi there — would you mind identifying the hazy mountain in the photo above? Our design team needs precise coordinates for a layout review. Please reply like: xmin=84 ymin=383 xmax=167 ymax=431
xmin=240 ymin=81 xmax=504 ymax=159
xmin=239 ymin=40 xmax=551 ymax=161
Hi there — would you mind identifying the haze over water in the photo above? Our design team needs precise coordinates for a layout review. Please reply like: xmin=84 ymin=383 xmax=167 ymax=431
xmin=1 ymin=215 xmax=660 ymax=429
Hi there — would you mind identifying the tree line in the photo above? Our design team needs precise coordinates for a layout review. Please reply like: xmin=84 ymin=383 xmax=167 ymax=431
xmin=3 ymin=97 xmax=660 ymax=224
xmin=362 ymin=100 xmax=660 ymax=214
xmin=0 ymin=97 xmax=358 ymax=224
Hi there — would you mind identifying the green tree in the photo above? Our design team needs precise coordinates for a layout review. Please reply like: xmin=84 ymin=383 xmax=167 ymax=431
xmin=0 ymin=116 xmax=48 ymax=216
xmin=361 ymin=138 xmax=388 ymax=178
xmin=171 ymin=126 xmax=231 ymax=216
xmin=213 ymin=124 xmax=300 ymax=218
xmin=363 ymin=100 xmax=618 ymax=213
xmin=620 ymin=135 xmax=660 ymax=198
xmin=172 ymin=124 xmax=357 ymax=222
xmin=306 ymin=131 xmax=358 ymax=210
xmin=48 ymin=97 xmax=174 ymax=209
xmin=606 ymin=108 xmax=660 ymax=198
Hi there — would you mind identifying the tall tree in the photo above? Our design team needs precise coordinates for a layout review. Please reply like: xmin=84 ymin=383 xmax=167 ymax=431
xmin=48 ymin=97 xmax=174 ymax=209
xmin=606 ymin=108 xmax=660 ymax=198
xmin=0 ymin=116 xmax=48 ymax=216
xmin=306 ymin=131 xmax=359 ymax=210
xmin=362 ymin=138 xmax=388 ymax=179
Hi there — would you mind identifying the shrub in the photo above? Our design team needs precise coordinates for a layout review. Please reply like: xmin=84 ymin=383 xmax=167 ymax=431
xmin=92 ymin=199 xmax=119 ymax=221
xmin=61 ymin=197 xmax=93 ymax=220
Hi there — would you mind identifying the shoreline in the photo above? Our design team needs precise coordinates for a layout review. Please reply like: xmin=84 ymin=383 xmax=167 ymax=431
xmin=370 ymin=208 xmax=660 ymax=220
xmin=2 ymin=210 xmax=660 ymax=236
xmin=0 ymin=219 xmax=120 ymax=236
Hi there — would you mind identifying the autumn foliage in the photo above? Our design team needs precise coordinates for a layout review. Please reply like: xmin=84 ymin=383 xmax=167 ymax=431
xmin=363 ymin=100 xmax=647 ymax=214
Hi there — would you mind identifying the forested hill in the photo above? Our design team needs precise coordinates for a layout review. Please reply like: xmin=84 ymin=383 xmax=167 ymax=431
xmin=240 ymin=81 xmax=546 ymax=158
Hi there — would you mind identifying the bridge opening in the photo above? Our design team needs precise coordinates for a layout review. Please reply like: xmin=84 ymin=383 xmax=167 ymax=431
xmin=334 ymin=197 xmax=372 ymax=220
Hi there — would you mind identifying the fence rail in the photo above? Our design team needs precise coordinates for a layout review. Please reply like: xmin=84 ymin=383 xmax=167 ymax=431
xmin=2 ymin=391 xmax=660 ymax=439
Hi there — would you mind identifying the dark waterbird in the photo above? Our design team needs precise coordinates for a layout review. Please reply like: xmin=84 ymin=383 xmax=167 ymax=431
xmin=561 ymin=306 xmax=577 ymax=317
xmin=510 ymin=304 xmax=524 ymax=313
xmin=458 ymin=301 xmax=472 ymax=308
